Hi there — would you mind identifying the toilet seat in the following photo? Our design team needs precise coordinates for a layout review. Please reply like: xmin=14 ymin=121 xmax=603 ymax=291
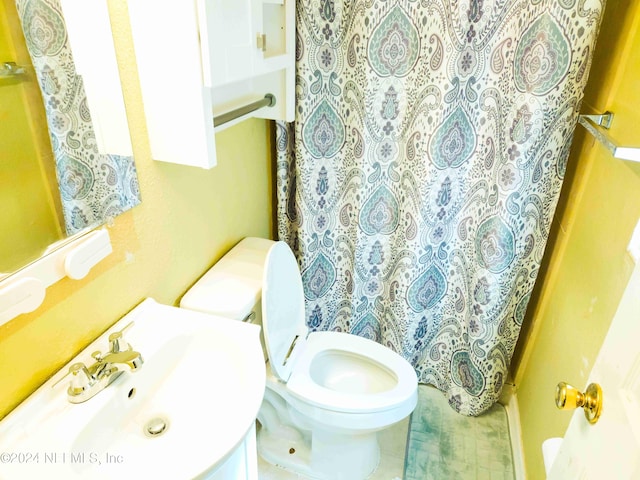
xmin=287 ymin=331 xmax=418 ymax=414
xmin=262 ymin=242 xmax=416 ymax=414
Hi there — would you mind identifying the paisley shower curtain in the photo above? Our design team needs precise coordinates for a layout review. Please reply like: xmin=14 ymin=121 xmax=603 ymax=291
xmin=15 ymin=0 xmax=140 ymax=234
xmin=277 ymin=0 xmax=604 ymax=415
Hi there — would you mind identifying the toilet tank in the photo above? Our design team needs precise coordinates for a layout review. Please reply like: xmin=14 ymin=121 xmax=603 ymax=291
xmin=180 ymin=237 xmax=274 ymax=360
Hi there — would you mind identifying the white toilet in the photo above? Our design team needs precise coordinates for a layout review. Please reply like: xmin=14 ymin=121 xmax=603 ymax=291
xmin=180 ymin=238 xmax=418 ymax=479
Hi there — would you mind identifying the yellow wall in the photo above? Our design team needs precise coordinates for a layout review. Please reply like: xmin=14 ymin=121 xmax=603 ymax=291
xmin=513 ymin=1 xmax=640 ymax=478
xmin=0 ymin=0 xmax=64 ymax=272
xmin=0 ymin=0 xmax=274 ymax=419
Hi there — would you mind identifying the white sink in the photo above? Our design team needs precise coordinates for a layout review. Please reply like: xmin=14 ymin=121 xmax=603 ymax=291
xmin=0 ymin=298 xmax=266 ymax=479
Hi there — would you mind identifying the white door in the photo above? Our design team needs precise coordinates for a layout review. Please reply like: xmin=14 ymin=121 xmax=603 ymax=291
xmin=549 ymin=259 xmax=640 ymax=478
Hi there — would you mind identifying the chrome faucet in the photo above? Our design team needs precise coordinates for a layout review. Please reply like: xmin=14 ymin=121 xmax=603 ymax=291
xmin=54 ymin=322 xmax=143 ymax=403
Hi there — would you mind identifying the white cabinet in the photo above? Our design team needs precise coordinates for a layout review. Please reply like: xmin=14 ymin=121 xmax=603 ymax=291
xmin=128 ymin=0 xmax=295 ymax=168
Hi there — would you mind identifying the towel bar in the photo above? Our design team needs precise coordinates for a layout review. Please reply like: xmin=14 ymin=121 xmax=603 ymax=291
xmin=578 ymin=112 xmax=640 ymax=163
xmin=213 ymin=94 xmax=276 ymax=128
xmin=0 ymin=61 xmax=26 ymax=79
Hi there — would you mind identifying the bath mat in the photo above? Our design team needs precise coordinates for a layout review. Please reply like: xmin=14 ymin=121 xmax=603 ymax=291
xmin=404 ymin=385 xmax=515 ymax=479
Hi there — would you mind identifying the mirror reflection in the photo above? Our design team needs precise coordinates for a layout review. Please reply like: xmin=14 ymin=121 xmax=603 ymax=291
xmin=0 ymin=0 xmax=140 ymax=274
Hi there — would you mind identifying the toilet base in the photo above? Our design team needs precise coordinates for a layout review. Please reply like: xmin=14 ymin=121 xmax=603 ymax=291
xmin=257 ymin=423 xmax=380 ymax=480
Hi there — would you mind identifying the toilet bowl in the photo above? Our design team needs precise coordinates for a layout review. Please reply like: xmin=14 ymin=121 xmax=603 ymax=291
xmin=180 ymin=238 xmax=418 ymax=480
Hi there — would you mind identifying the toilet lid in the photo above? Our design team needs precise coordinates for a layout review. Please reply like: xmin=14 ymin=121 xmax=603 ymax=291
xmin=262 ymin=241 xmax=309 ymax=382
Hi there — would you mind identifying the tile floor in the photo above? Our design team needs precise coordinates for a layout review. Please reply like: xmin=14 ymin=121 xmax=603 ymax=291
xmin=405 ymin=385 xmax=515 ymax=480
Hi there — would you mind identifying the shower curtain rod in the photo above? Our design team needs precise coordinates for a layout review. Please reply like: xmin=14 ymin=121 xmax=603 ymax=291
xmin=213 ymin=93 xmax=276 ymax=128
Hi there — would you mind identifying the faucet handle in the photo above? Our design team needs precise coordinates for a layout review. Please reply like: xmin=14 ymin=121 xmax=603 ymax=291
xmin=91 ymin=350 xmax=104 ymax=362
xmin=51 ymin=360 xmax=96 ymax=390
xmin=108 ymin=321 xmax=134 ymax=353
xmin=108 ymin=331 xmax=130 ymax=353
xmin=67 ymin=363 xmax=95 ymax=396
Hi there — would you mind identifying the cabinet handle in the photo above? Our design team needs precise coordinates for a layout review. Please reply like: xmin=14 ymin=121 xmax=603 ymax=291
xmin=257 ymin=33 xmax=267 ymax=52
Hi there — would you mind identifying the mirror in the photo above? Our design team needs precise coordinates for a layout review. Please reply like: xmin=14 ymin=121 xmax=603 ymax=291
xmin=0 ymin=0 xmax=140 ymax=274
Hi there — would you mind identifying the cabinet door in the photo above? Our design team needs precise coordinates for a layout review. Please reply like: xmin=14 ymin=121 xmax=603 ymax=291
xmin=198 ymin=0 xmax=261 ymax=87
xmin=209 ymin=0 xmax=295 ymax=126
xmin=128 ymin=0 xmax=217 ymax=168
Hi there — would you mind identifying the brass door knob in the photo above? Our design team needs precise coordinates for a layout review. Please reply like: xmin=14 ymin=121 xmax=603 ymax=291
xmin=555 ymin=382 xmax=603 ymax=424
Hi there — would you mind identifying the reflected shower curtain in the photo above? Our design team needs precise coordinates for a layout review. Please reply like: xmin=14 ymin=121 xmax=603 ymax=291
xmin=16 ymin=0 xmax=140 ymax=234
xmin=276 ymin=0 xmax=604 ymax=415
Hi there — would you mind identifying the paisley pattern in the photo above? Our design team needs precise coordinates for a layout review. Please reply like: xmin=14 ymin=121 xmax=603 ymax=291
xmin=16 ymin=0 xmax=140 ymax=234
xmin=277 ymin=0 xmax=604 ymax=415
xmin=475 ymin=217 xmax=516 ymax=273
xmin=514 ymin=13 xmax=572 ymax=95
xmin=407 ymin=264 xmax=448 ymax=312
xmin=20 ymin=0 xmax=65 ymax=56
xmin=351 ymin=313 xmax=380 ymax=341
xmin=302 ymin=100 xmax=345 ymax=158
xmin=451 ymin=350 xmax=485 ymax=397
xmin=301 ymin=253 xmax=336 ymax=301
xmin=359 ymin=185 xmax=400 ymax=235
xmin=429 ymin=106 xmax=477 ymax=169
xmin=367 ymin=5 xmax=420 ymax=77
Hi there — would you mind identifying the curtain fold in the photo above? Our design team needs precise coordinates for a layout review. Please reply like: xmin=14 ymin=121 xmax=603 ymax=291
xmin=16 ymin=0 xmax=140 ymax=235
xmin=277 ymin=0 xmax=604 ymax=415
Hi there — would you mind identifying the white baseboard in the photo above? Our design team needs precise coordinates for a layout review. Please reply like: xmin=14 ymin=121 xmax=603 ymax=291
xmin=500 ymin=383 xmax=527 ymax=480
